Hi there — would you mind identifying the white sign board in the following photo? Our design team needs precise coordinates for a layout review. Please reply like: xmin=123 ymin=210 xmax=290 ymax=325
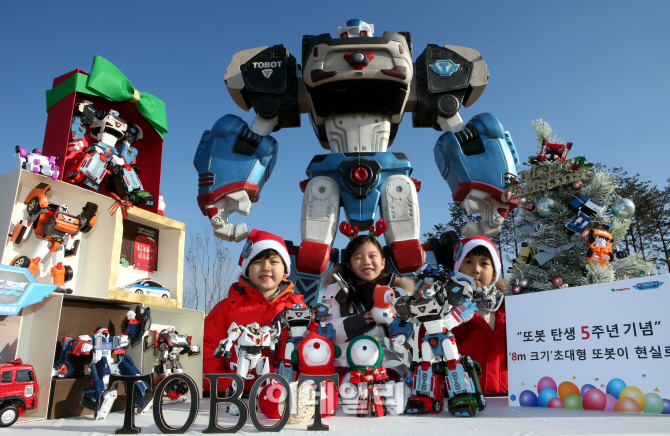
xmin=506 ymin=274 xmax=670 ymax=414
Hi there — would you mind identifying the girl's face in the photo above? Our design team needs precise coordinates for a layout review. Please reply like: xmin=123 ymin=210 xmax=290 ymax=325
xmin=347 ymin=240 xmax=385 ymax=281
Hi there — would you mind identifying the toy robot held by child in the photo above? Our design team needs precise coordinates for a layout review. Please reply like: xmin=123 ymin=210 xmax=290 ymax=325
xmin=383 ymin=265 xmax=486 ymax=417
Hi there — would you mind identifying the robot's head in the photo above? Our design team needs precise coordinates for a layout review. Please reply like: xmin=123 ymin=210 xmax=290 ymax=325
xmin=337 ymin=19 xmax=374 ymax=38
xmin=90 ymin=108 xmax=128 ymax=143
xmin=96 ymin=328 xmax=110 ymax=338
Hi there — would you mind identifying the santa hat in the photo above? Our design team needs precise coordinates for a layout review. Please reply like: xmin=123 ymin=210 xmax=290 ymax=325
xmin=453 ymin=236 xmax=501 ymax=283
xmin=238 ymin=229 xmax=291 ymax=278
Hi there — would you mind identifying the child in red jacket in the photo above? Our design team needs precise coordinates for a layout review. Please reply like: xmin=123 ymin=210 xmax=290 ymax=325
xmin=451 ymin=236 xmax=508 ymax=395
xmin=203 ymin=229 xmax=306 ymax=395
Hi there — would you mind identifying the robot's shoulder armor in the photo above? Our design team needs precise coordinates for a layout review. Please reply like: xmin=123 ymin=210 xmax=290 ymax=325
xmin=412 ymin=44 xmax=489 ymax=129
xmin=224 ymin=45 xmax=301 ymax=129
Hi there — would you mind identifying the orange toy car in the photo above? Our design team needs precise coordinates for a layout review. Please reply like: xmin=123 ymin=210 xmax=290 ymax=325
xmin=582 ymin=228 xmax=612 ymax=267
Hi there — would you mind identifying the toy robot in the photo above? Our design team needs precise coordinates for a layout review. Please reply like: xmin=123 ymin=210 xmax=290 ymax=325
xmin=66 ymin=100 xmax=155 ymax=207
xmin=530 ymin=140 xmax=573 ymax=164
xmin=566 ymin=195 xmax=613 ymax=233
xmin=193 ymin=19 xmax=520 ymax=304
xmin=52 ymin=306 xmax=153 ymax=419
xmin=9 ymin=182 xmax=98 ymax=286
xmin=272 ymin=304 xmax=312 ymax=382
xmin=387 ymin=264 xmax=485 ymax=416
xmin=213 ymin=321 xmax=281 ymax=380
xmin=346 ymin=335 xmax=388 ymax=417
xmin=15 ymin=146 xmax=60 ymax=180
xmin=582 ymin=228 xmax=613 ymax=267
xmin=145 ymin=328 xmax=200 ymax=403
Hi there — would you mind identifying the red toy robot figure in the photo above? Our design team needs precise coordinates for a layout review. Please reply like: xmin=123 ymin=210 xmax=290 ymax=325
xmin=8 ymin=183 xmax=97 ymax=286
xmin=582 ymin=228 xmax=613 ymax=267
xmin=531 ymin=140 xmax=573 ymax=164
xmin=346 ymin=336 xmax=388 ymax=417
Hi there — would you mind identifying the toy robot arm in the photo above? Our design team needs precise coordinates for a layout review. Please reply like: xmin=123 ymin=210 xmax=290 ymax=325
xmin=193 ymin=115 xmax=277 ymax=242
xmin=443 ymin=298 xmax=477 ymax=331
xmin=214 ymin=322 xmax=241 ymax=359
xmin=433 ymin=113 xmax=519 ymax=238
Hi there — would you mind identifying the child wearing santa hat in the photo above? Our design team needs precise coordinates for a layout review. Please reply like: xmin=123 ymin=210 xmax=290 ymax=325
xmin=451 ymin=236 xmax=508 ymax=395
xmin=203 ymin=229 xmax=307 ymax=395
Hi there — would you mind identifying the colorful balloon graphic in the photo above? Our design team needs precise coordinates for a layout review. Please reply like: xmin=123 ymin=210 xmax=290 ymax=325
xmin=613 ymin=397 xmax=642 ymax=413
xmin=564 ymin=393 xmax=583 ymax=409
xmin=582 ymin=388 xmax=607 ymax=410
xmin=538 ymin=388 xmax=559 ymax=407
xmin=581 ymin=384 xmax=596 ymax=397
xmin=519 ymin=390 xmax=539 ymax=407
xmin=620 ymin=386 xmax=645 ymax=410
xmin=558 ymin=381 xmax=581 ymax=401
xmin=642 ymin=393 xmax=664 ymax=414
xmin=537 ymin=377 xmax=558 ymax=394
xmin=663 ymin=399 xmax=670 ymax=414
xmin=606 ymin=378 xmax=626 ymax=399
xmin=548 ymin=397 xmax=564 ymax=409
xmin=605 ymin=393 xmax=617 ymax=411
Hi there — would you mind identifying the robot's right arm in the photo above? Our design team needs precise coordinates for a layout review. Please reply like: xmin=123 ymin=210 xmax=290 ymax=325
xmin=213 ymin=322 xmax=242 ymax=359
xmin=194 ymin=45 xmax=303 ymax=243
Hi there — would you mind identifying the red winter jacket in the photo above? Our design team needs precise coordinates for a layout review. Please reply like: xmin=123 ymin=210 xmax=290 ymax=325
xmin=451 ymin=303 xmax=508 ymax=394
xmin=202 ymin=277 xmax=305 ymax=392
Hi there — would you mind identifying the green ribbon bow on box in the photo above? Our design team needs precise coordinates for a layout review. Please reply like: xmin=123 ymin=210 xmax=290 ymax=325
xmin=46 ymin=55 xmax=168 ymax=139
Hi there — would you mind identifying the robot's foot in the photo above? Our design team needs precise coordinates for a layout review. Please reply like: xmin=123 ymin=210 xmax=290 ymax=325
xmin=227 ymin=404 xmax=240 ymax=416
xmin=387 ymin=240 xmax=425 ymax=274
xmin=80 ymin=390 xmax=97 ymax=412
xmin=405 ymin=397 xmax=442 ymax=415
xmin=137 ymin=388 xmax=156 ymax=414
xmin=95 ymin=390 xmax=118 ymax=420
xmin=131 ymin=191 xmax=156 ymax=207
xmin=447 ymin=393 xmax=485 ymax=417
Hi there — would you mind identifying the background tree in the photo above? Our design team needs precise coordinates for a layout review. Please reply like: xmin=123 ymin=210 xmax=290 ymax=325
xmin=183 ymin=227 xmax=236 ymax=312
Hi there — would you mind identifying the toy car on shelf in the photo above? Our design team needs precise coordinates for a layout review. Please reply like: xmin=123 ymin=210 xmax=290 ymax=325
xmin=119 ymin=278 xmax=171 ymax=298
xmin=15 ymin=146 xmax=60 ymax=180
xmin=0 ymin=358 xmax=39 ymax=427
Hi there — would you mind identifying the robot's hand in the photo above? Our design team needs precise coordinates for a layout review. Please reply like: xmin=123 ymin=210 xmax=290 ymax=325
xmin=205 ymin=191 xmax=251 ymax=242
xmin=461 ymin=189 xmax=510 ymax=238
xmin=444 ymin=298 xmax=477 ymax=330
xmin=188 ymin=345 xmax=201 ymax=356
xmin=313 ymin=303 xmax=333 ymax=324
xmin=214 ymin=339 xmax=233 ymax=360
xmin=391 ymin=335 xmax=406 ymax=354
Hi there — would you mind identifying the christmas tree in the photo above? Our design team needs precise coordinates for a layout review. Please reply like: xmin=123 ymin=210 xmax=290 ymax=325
xmin=507 ymin=120 xmax=653 ymax=293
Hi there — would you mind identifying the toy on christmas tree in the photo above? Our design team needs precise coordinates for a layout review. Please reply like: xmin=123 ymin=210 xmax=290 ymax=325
xmin=507 ymin=119 xmax=652 ymax=292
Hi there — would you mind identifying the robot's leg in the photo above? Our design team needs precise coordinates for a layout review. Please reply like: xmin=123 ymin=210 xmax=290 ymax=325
xmin=237 ymin=355 xmax=251 ymax=379
xmin=119 ymin=165 xmax=156 ymax=207
xmin=117 ymin=354 xmax=154 ymax=414
xmin=49 ymin=247 xmax=72 ymax=286
xmin=442 ymin=337 xmax=483 ymax=417
xmin=405 ymin=361 xmax=444 ymax=414
xmin=293 ymin=176 xmax=340 ymax=305
xmin=257 ymin=357 xmax=269 ymax=377
xmin=82 ymin=360 xmax=113 ymax=418
xmin=380 ymin=175 xmax=424 ymax=274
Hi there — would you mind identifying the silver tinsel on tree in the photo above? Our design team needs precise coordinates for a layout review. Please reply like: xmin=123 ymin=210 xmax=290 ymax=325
xmin=509 ymin=121 xmax=653 ymax=293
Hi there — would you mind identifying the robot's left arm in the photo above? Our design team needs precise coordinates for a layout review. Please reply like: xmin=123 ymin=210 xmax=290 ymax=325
xmin=411 ymin=44 xmax=520 ymax=237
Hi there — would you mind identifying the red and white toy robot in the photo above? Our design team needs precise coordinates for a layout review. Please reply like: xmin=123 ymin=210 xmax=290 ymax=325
xmin=9 ymin=182 xmax=97 ymax=286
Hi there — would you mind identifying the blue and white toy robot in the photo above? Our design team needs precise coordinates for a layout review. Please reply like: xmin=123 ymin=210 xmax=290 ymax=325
xmin=193 ymin=20 xmax=519 ymax=305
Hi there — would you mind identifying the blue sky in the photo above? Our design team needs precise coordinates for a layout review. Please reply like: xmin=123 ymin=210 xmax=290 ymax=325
xmin=1 ymin=1 xmax=669 ymax=268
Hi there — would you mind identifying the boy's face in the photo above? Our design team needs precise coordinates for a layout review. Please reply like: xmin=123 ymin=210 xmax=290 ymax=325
xmin=248 ymin=254 xmax=285 ymax=297
xmin=458 ymin=254 xmax=495 ymax=287
xmin=347 ymin=240 xmax=385 ymax=281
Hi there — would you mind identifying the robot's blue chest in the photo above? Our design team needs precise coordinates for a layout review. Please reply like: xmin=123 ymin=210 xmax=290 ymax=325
xmin=306 ymin=152 xmax=412 ymax=227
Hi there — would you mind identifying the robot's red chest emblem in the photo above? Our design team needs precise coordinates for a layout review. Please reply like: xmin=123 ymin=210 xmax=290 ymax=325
xmin=352 ymin=166 xmax=369 ymax=183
